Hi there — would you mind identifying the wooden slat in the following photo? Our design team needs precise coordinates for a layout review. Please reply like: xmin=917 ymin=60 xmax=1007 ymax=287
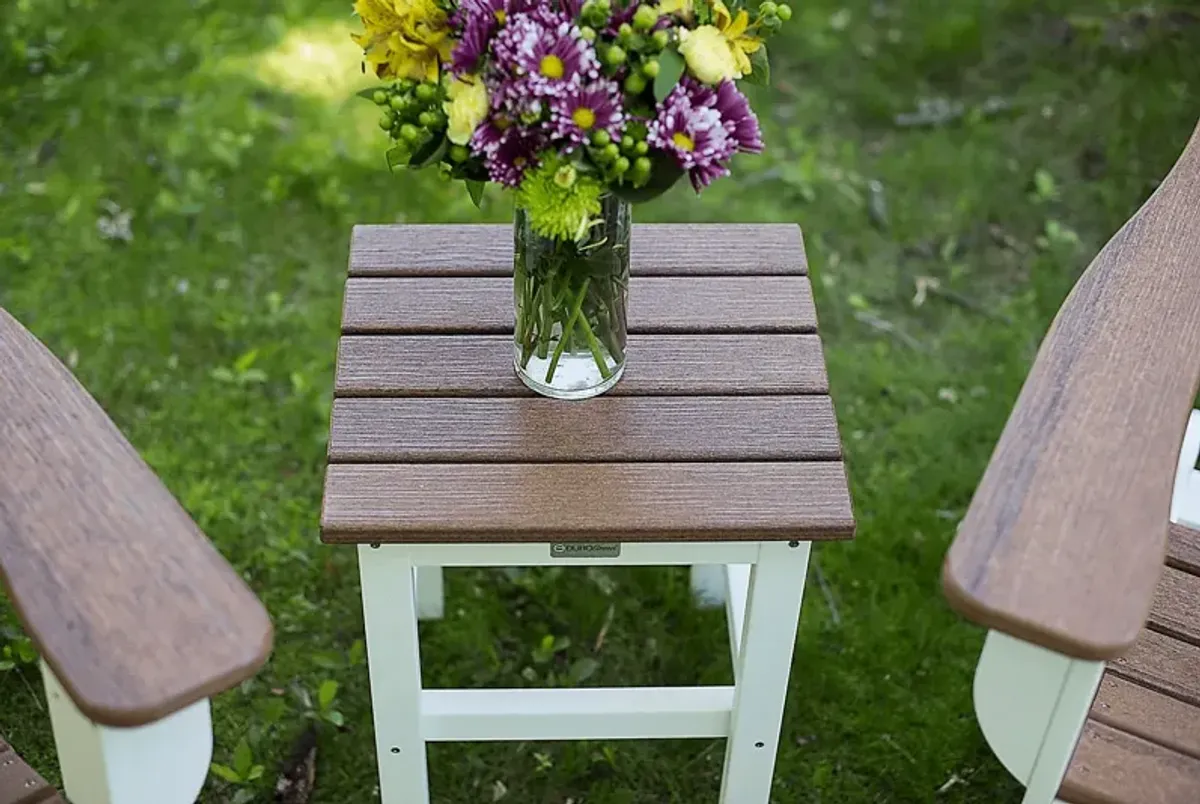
xmin=1090 ymin=674 xmax=1200 ymax=760
xmin=349 ymin=224 xmax=806 ymax=277
xmin=0 ymin=737 xmax=63 ymax=804
xmin=1061 ymin=721 xmax=1200 ymax=804
xmin=321 ymin=462 xmax=855 ymax=543
xmin=0 ymin=309 xmax=273 ymax=728
xmin=328 ymin=396 xmax=842 ymax=463
xmin=1148 ymin=565 xmax=1200 ymax=645
xmin=341 ymin=276 xmax=816 ymax=335
xmin=1168 ymin=523 xmax=1200 ymax=575
xmin=943 ymin=119 xmax=1200 ymax=660
xmin=334 ymin=334 xmax=830 ymax=397
xmin=1110 ymin=629 xmax=1200 ymax=708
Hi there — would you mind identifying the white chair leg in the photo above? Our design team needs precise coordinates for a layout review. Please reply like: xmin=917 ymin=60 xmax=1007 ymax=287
xmin=1171 ymin=409 xmax=1200 ymax=528
xmin=41 ymin=663 xmax=212 ymax=804
xmin=1022 ymin=657 xmax=1104 ymax=803
xmin=718 ymin=541 xmax=811 ymax=804
xmin=690 ymin=564 xmax=727 ymax=608
xmin=359 ymin=545 xmax=429 ymax=804
xmin=415 ymin=566 xmax=445 ymax=620
xmin=973 ymin=630 xmax=1103 ymax=804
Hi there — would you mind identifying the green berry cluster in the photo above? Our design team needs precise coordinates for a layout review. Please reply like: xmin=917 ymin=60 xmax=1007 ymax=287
xmin=582 ymin=0 xmax=673 ymax=91
xmin=372 ymin=80 xmax=447 ymax=157
xmin=586 ymin=125 xmax=653 ymax=188
xmin=755 ymin=1 xmax=792 ymax=34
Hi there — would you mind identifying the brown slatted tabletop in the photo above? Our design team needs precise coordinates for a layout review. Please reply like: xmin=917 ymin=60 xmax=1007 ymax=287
xmin=320 ymin=224 xmax=855 ymax=545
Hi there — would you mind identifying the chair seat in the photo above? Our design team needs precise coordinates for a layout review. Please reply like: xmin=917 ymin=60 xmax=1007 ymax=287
xmin=1061 ymin=524 xmax=1200 ymax=803
xmin=0 ymin=735 xmax=65 ymax=804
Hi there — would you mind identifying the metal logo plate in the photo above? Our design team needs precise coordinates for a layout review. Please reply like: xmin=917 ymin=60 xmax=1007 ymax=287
xmin=549 ymin=542 xmax=622 ymax=559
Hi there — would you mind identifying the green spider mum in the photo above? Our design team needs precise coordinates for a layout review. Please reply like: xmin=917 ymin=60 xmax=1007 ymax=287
xmin=514 ymin=155 xmax=604 ymax=242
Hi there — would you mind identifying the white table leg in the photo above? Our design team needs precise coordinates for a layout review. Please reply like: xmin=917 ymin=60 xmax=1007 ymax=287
xmin=690 ymin=564 xmax=727 ymax=607
xmin=359 ymin=545 xmax=429 ymax=804
xmin=42 ymin=663 xmax=212 ymax=804
xmin=415 ymin=566 xmax=445 ymax=620
xmin=718 ymin=541 xmax=811 ymax=804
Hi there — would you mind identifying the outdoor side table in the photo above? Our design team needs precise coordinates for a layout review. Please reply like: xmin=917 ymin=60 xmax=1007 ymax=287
xmin=320 ymin=223 xmax=855 ymax=804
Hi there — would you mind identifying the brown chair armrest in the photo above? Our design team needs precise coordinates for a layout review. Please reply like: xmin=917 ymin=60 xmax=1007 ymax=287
xmin=943 ymin=119 xmax=1200 ymax=661
xmin=0 ymin=309 xmax=273 ymax=727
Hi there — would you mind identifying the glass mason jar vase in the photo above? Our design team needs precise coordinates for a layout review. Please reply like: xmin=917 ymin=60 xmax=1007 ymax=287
xmin=513 ymin=195 xmax=630 ymax=400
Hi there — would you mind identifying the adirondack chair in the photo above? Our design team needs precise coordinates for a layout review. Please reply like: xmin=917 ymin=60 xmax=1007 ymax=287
xmin=943 ymin=118 xmax=1200 ymax=803
xmin=0 ymin=309 xmax=273 ymax=804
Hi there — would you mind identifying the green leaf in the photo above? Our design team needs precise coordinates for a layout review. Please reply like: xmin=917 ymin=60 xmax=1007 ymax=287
xmin=1033 ymin=167 xmax=1058 ymax=201
xmin=385 ymin=145 xmax=410 ymax=172
xmin=408 ymin=135 xmax=447 ymax=169
xmin=234 ymin=347 xmax=258 ymax=374
xmin=466 ymin=179 xmax=486 ymax=208
xmin=240 ymin=368 xmax=268 ymax=384
xmin=355 ymin=85 xmax=391 ymax=101
xmin=247 ymin=765 xmax=264 ymax=782
xmin=14 ymin=639 xmax=37 ymax=664
xmin=232 ymin=738 xmax=254 ymax=777
xmin=318 ymin=679 xmax=339 ymax=711
xmin=0 ymin=660 xmax=15 ymax=672
xmin=568 ymin=657 xmax=600 ymax=684
xmin=654 ymin=48 xmax=686 ymax=102
xmin=256 ymin=696 xmax=289 ymax=725
xmin=210 ymin=763 xmax=242 ymax=784
xmin=348 ymin=639 xmax=366 ymax=667
xmin=232 ymin=789 xmax=258 ymax=804
xmin=311 ymin=650 xmax=343 ymax=670
xmin=290 ymin=371 xmax=309 ymax=395
xmin=744 ymin=46 xmax=770 ymax=87
xmin=612 ymin=154 xmax=685 ymax=203
xmin=324 ymin=709 xmax=346 ymax=727
xmin=532 ymin=633 xmax=556 ymax=663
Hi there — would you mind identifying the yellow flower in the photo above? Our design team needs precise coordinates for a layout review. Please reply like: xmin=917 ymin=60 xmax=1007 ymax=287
xmin=352 ymin=0 xmax=454 ymax=83
xmin=712 ymin=0 xmax=763 ymax=78
xmin=443 ymin=75 xmax=489 ymax=145
xmin=657 ymin=0 xmax=694 ymax=20
xmin=678 ymin=25 xmax=739 ymax=84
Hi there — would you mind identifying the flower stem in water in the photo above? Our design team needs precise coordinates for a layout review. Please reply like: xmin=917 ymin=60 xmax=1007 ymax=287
xmin=544 ymin=278 xmax=591 ymax=383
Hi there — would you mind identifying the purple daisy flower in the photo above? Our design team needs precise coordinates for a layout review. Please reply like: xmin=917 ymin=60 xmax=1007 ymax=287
xmin=492 ymin=11 xmax=599 ymax=98
xmin=647 ymin=77 xmax=763 ymax=191
xmin=470 ymin=117 xmax=511 ymax=156
xmin=451 ymin=13 xmax=494 ymax=74
xmin=450 ymin=0 xmax=539 ymax=74
xmin=473 ymin=122 xmax=544 ymax=186
xmin=551 ymin=79 xmax=624 ymax=148
xmin=715 ymin=79 xmax=764 ymax=154
xmin=559 ymin=0 xmax=587 ymax=17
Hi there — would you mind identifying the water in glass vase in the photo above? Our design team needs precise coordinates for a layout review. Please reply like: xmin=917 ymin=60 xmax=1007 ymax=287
xmin=513 ymin=195 xmax=630 ymax=400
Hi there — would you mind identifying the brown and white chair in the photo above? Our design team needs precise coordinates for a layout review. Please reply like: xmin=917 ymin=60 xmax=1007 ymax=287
xmin=943 ymin=118 xmax=1200 ymax=803
xmin=0 ymin=309 xmax=273 ymax=804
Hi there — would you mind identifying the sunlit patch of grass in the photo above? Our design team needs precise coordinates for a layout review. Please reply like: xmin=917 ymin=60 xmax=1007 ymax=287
xmin=210 ymin=18 xmax=387 ymax=163
xmin=242 ymin=19 xmax=372 ymax=101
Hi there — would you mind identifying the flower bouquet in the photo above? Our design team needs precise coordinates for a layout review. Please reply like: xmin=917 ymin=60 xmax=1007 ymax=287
xmin=353 ymin=0 xmax=791 ymax=398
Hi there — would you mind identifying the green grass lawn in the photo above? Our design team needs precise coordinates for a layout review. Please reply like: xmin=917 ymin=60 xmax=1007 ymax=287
xmin=2 ymin=0 xmax=1197 ymax=801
